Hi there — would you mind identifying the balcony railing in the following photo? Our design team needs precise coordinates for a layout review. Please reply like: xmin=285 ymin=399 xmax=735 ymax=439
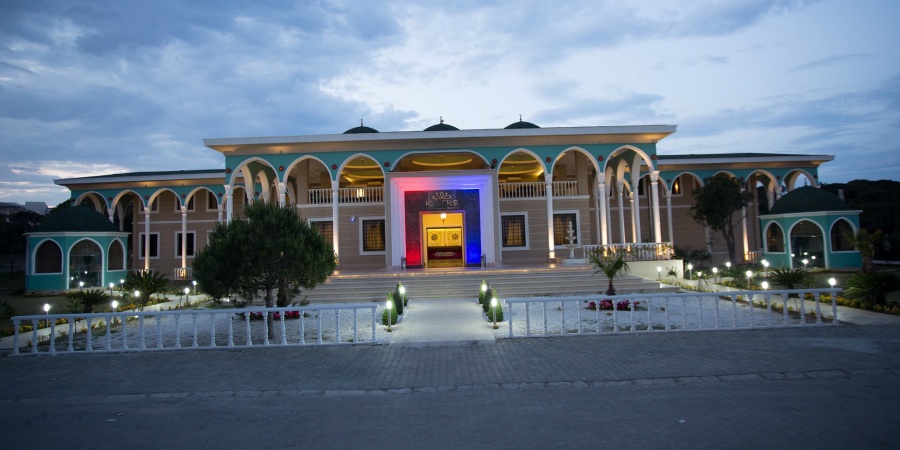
xmin=499 ymin=181 xmax=579 ymax=199
xmin=173 ymin=267 xmax=193 ymax=280
xmin=582 ymin=242 xmax=674 ymax=262
xmin=307 ymin=187 xmax=384 ymax=205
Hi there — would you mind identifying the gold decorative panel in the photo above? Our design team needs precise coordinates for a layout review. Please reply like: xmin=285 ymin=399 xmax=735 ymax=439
xmin=426 ymin=228 xmax=462 ymax=248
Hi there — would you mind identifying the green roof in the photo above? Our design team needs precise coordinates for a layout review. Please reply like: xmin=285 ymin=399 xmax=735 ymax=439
xmin=767 ymin=186 xmax=854 ymax=215
xmin=34 ymin=206 xmax=118 ymax=233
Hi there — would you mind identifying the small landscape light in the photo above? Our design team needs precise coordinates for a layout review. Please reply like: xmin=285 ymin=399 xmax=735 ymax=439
xmin=385 ymin=300 xmax=393 ymax=332
xmin=656 ymin=266 xmax=661 ymax=280
xmin=192 ymin=280 xmax=197 ymax=294
xmin=490 ymin=297 xmax=499 ymax=329
xmin=828 ymin=278 xmax=836 ymax=288
xmin=761 ymin=281 xmax=769 ymax=290
xmin=43 ymin=303 xmax=50 ymax=328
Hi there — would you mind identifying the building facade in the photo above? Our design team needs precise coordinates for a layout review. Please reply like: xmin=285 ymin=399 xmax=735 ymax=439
xmin=47 ymin=120 xmax=840 ymax=287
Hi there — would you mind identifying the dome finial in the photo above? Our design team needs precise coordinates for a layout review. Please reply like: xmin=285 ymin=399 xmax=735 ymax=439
xmin=519 ymin=114 xmax=523 ymax=122
xmin=439 ymin=116 xmax=444 ymax=124
xmin=360 ymin=119 xmax=364 ymax=127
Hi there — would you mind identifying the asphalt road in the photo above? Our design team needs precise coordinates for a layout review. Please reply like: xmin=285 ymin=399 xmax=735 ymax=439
xmin=3 ymin=324 xmax=899 ymax=449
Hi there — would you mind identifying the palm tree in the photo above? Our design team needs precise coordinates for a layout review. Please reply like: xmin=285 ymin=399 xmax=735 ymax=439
xmin=769 ymin=267 xmax=811 ymax=302
xmin=123 ymin=270 xmax=169 ymax=310
xmin=590 ymin=253 xmax=630 ymax=296
xmin=846 ymin=271 xmax=900 ymax=307
xmin=843 ymin=229 xmax=882 ymax=274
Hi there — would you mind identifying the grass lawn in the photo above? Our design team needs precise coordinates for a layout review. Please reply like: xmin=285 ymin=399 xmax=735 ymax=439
xmin=0 ymin=273 xmax=71 ymax=329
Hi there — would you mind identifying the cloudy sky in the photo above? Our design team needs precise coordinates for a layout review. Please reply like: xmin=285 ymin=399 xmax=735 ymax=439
xmin=1 ymin=0 xmax=898 ymax=206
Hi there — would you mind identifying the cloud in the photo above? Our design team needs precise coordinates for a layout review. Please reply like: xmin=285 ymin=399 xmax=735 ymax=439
xmin=790 ymin=53 xmax=870 ymax=71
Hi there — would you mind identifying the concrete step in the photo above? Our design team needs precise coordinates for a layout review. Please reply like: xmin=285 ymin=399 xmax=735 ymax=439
xmin=300 ymin=266 xmax=676 ymax=304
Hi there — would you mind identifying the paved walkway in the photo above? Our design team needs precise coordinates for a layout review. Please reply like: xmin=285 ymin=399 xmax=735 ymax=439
xmin=389 ymin=299 xmax=495 ymax=346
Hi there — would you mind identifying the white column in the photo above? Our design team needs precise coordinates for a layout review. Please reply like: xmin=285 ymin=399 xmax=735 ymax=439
xmin=629 ymin=192 xmax=637 ymax=243
xmin=666 ymin=191 xmax=674 ymax=246
xmin=331 ymin=184 xmax=340 ymax=260
xmin=224 ymin=184 xmax=233 ymax=223
xmin=617 ymin=183 xmax=626 ymax=245
xmin=217 ymin=206 xmax=223 ymax=223
xmin=651 ymin=172 xmax=662 ymax=244
xmin=597 ymin=174 xmax=608 ymax=245
xmin=277 ymin=182 xmax=286 ymax=207
xmin=741 ymin=192 xmax=749 ymax=262
xmin=143 ymin=207 xmax=151 ymax=271
xmin=632 ymin=180 xmax=642 ymax=244
xmin=180 ymin=205 xmax=188 ymax=274
xmin=545 ymin=180 xmax=555 ymax=260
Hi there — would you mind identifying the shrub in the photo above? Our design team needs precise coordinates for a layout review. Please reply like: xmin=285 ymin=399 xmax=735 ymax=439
xmin=382 ymin=306 xmax=398 ymax=326
xmin=587 ymin=301 xmax=597 ymax=310
xmin=769 ymin=268 xmax=811 ymax=297
xmin=845 ymin=271 xmax=900 ymax=307
xmin=478 ymin=280 xmax=489 ymax=305
xmin=392 ymin=289 xmax=405 ymax=315
xmin=0 ymin=301 xmax=15 ymax=320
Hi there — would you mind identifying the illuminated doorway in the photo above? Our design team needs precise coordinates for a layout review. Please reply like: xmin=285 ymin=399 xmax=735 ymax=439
xmin=423 ymin=212 xmax=464 ymax=268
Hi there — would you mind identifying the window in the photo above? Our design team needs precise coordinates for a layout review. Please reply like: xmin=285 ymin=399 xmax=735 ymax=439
xmin=501 ymin=213 xmax=527 ymax=248
xmin=765 ymin=223 xmax=785 ymax=253
xmin=35 ymin=240 xmax=62 ymax=274
xmin=147 ymin=198 xmax=159 ymax=213
xmin=108 ymin=240 xmax=125 ymax=270
xmin=311 ymin=220 xmax=333 ymax=244
xmin=553 ymin=212 xmax=578 ymax=246
xmin=671 ymin=177 xmax=682 ymax=196
xmin=139 ymin=233 xmax=159 ymax=258
xmin=207 ymin=192 xmax=219 ymax=212
xmin=831 ymin=219 xmax=854 ymax=251
xmin=638 ymin=178 xmax=646 ymax=197
xmin=361 ymin=218 xmax=385 ymax=253
xmin=176 ymin=232 xmax=196 ymax=257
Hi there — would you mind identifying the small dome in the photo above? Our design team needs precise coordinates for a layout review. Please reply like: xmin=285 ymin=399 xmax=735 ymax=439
xmin=423 ymin=117 xmax=459 ymax=131
xmin=343 ymin=120 xmax=379 ymax=134
xmin=768 ymin=186 xmax=853 ymax=215
xmin=34 ymin=206 xmax=118 ymax=233
xmin=504 ymin=117 xmax=540 ymax=129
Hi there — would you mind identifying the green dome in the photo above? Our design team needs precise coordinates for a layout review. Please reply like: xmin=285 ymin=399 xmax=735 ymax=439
xmin=768 ymin=186 xmax=853 ymax=215
xmin=343 ymin=123 xmax=379 ymax=134
xmin=34 ymin=206 xmax=117 ymax=233
xmin=504 ymin=119 xmax=540 ymax=129
xmin=423 ymin=118 xmax=459 ymax=131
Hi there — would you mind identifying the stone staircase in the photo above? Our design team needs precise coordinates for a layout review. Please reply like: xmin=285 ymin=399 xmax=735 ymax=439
xmin=299 ymin=265 xmax=677 ymax=304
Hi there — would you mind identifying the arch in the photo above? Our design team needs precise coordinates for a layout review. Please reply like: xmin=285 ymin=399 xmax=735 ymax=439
xmin=830 ymin=218 xmax=856 ymax=251
xmin=391 ymin=150 xmax=490 ymax=173
xmin=111 ymin=189 xmax=145 ymax=211
xmin=255 ymin=169 xmax=272 ymax=203
xmin=185 ymin=186 xmax=219 ymax=210
xmin=557 ymin=146 xmax=601 ymax=175
xmin=788 ymin=219 xmax=825 ymax=269
xmin=784 ymin=169 xmax=818 ymax=191
xmin=764 ymin=222 xmax=785 ymax=253
xmin=603 ymin=145 xmax=655 ymax=180
xmin=147 ymin=188 xmax=181 ymax=210
xmin=68 ymin=238 xmax=104 ymax=288
xmin=497 ymin=148 xmax=546 ymax=183
xmin=336 ymin=153 xmax=386 ymax=180
xmin=33 ymin=239 xmax=63 ymax=274
xmin=284 ymin=154 xmax=331 ymax=180
xmin=75 ymin=192 xmax=108 ymax=213
xmin=228 ymin=156 xmax=279 ymax=188
xmin=108 ymin=239 xmax=125 ymax=271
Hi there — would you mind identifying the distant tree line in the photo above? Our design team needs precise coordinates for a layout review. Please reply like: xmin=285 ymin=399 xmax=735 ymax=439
xmin=821 ymin=179 xmax=900 ymax=260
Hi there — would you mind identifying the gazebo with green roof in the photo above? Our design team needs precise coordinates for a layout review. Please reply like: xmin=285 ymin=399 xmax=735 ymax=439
xmin=24 ymin=206 xmax=130 ymax=293
xmin=758 ymin=186 xmax=862 ymax=270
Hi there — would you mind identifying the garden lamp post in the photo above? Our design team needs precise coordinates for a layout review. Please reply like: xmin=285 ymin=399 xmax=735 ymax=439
xmin=43 ymin=303 xmax=50 ymax=329
xmin=802 ymin=258 xmax=808 ymax=270
xmin=112 ymin=300 xmax=118 ymax=325
xmin=183 ymin=287 xmax=189 ymax=307
xmin=687 ymin=263 xmax=693 ymax=281
xmin=761 ymin=259 xmax=769 ymax=276
xmin=79 ymin=281 xmax=84 ymax=291
xmin=828 ymin=278 xmax=836 ymax=289
xmin=119 ymin=279 xmax=124 ymax=291
xmin=725 ymin=261 xmax=732 ymax=270
xmin=385 ymin=300 xmax=393 ymax=332
xmin=134 ymin=290 xmax=140 ymax=310
xmin=481 ymin=280 xmax=487 ymax=293
xmin=490 ymin=297 xmax=499 ymax=329
xmin=746 ymin=270 xmax=753 ymax=288
xmin=108 ymin=282 xmax=114 ymax=296
xmin=657 ymin=266 xmax=662 ymax=281
xmin=712 ymin=267 xmax=718 ymax=283
xmin=192 ymin=280 xmax=197 ymax=295
xmin=761 ymin=281 xmax=769 ymax=290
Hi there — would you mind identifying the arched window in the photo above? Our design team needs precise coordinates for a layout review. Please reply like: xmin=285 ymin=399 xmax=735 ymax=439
xmin=35 ymin=240 xmax=62 ymax=273
xmin=765 ymin=223 xmax=785 ymax=252
xmin=108 ymin=240 xmax=125 ymax=270
xmin=69 ymin=240 xmax=102 ymax=288
xmin=831 ymin=219 xmax=854 ymax=251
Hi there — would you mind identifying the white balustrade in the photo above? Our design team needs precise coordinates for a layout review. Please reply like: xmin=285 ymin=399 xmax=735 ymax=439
xmin=10 ymin=304 xmax=379 ymax=355
xmin=498 ymin=181 xmax=579 ymax=199
xmin=307 ymin=187 xmax=384 ymax=204
xmin=582 ymin=242 xmax=674 ymax=262
xmin=503 ymin=288 xmax=840 ymax=338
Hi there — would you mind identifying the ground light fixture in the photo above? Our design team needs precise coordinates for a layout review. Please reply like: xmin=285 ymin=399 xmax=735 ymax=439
xmin=112 ymin=300 xmax=119 ymax=324
xmin=78 ymin=281 xmax=84 ymax=290
xmin=725 ymin=261 xmax=732 ymax=269
xmin=828 ymin=278 xmax=837 ymax=288
xmin=108 ymin=282 xmax=114 ymax=296
xmin=385 ymin=300 xmax=393 ymax=332
xmin=802 ymin=258 xmax=809 ymax=270
xmin=119 ymin=279 xmax=125 ymax=290
xmin=481 ymin=281 xmax=487 ymax=292
xmin=43 ymin=303 xmax=50 ymax=328
xmin=398 ymin=284 xmax=406 ymax=295
xmin=687 ymin=263 xmax=693 ymax=280
xmin=762 ymin=259 xmax=770 ymax=276
xmin=490 ymin=297 xmax=499 ymax=329
xmin=192 ymin=280 xmax=197 ymax=295
xmin=761 ymin=281 xmax=769 ymax=290
xmin=657 ymin=266 xmax=662 ymax=280
xmin=183 ymin=287 xmax=189 ymax=307
xmin=712 ymin=267 xmax=718 ymax=283
xmin=746 ymin=270 xmax=753 ymax=287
